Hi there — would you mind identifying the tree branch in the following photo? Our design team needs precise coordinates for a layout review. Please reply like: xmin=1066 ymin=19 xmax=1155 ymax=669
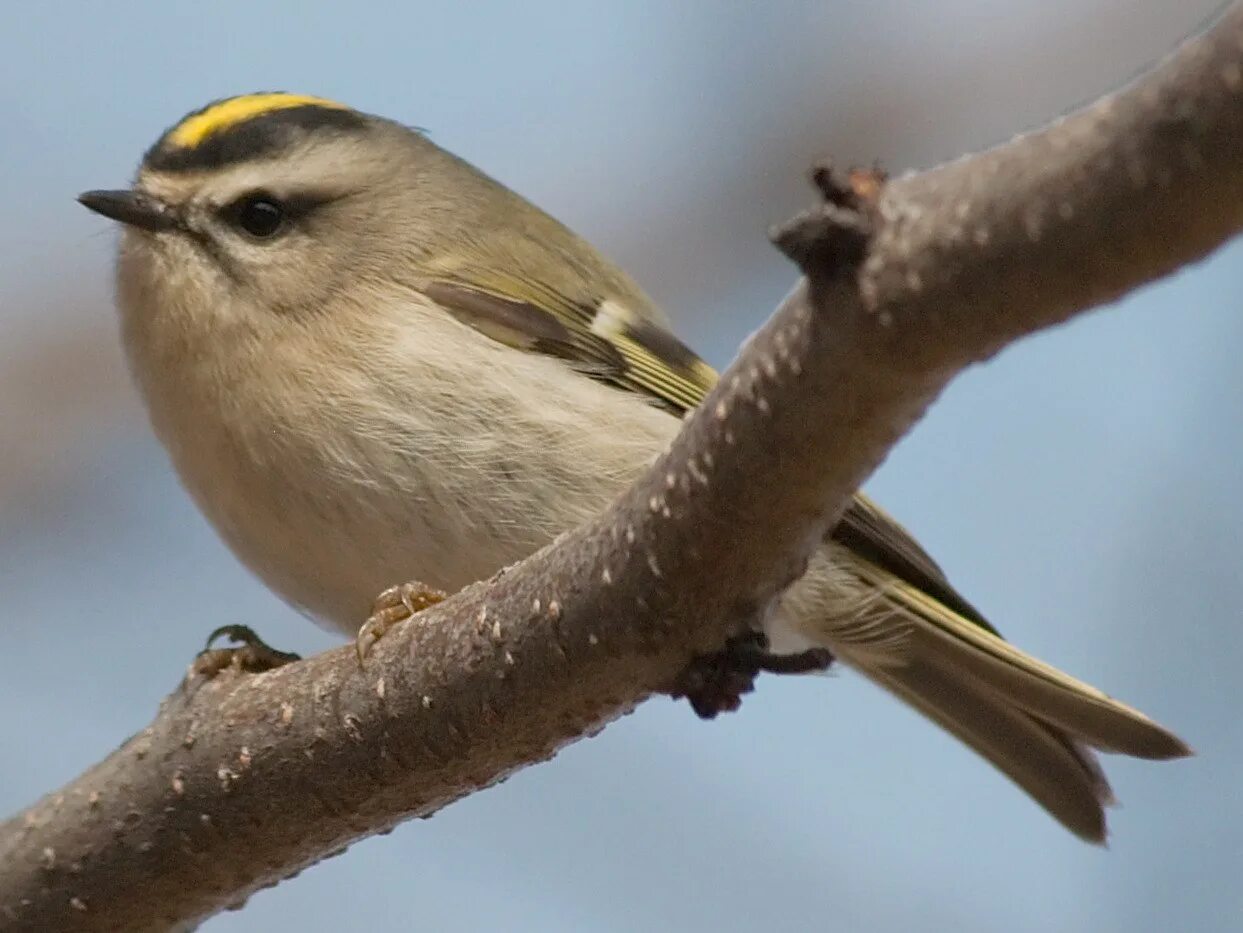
xmin=5 ymin=6 xmax=1243 ymax=930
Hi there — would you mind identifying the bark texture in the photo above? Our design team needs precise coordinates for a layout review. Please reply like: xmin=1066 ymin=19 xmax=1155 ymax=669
xmin=3 ymin=6 xmax=1242 ymax=929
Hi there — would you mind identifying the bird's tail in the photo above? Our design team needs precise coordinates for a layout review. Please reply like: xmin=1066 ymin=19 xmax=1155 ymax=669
xmin=794 ymin=556 xmax=1191 ymax=842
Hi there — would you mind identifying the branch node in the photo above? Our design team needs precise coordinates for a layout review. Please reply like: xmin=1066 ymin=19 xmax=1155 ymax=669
xmin=771 ymin=160 xmax=884 ymax=278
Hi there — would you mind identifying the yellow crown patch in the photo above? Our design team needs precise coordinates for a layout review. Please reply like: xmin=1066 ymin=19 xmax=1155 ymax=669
xmin=165 ymin=93 xmax=350 ymax=149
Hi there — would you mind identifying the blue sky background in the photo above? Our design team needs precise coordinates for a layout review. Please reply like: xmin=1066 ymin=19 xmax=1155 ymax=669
xmin=1 ymin=3 xmax=1239 ymax=931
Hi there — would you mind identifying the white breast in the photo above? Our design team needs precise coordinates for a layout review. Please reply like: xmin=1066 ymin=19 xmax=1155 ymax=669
xmin=127 ymin=290 xmax=680 ymax=635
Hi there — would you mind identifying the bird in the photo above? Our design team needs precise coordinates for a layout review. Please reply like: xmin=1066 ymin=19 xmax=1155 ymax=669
xmin=78 ymin=92 xmax=1190 ymax=842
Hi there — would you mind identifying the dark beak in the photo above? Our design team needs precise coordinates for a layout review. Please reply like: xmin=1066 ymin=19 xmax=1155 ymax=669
xmin=78 ymin=189 xmax=178 ymax=232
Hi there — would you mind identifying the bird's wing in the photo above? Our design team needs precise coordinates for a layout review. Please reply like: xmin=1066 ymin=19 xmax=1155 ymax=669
xmin=423 ymin=274 xmax=991 ymax=632
xmin=423 ymin=273 xmax=715 ymax=415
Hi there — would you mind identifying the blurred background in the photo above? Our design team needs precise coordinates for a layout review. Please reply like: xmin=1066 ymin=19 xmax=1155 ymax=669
xmin=2 ymin=2 xmax=1239 ymax=931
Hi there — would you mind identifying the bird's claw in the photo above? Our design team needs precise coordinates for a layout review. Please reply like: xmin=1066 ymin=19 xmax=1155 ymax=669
xmin=671 ymin=631 xmax=833 ymax=718
xmin=356 ymin=581 xmax=447 ymax=663
xmin=190 ymin=624 xmax=300 ymax=680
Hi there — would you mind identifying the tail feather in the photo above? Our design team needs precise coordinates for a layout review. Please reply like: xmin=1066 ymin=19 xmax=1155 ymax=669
xmin=859 ymin=656 xmax=1113 ymax=841
xmin=853 ymin=564 xmax=1192 ymax=761
xmin=793 ymin=552 xmax=1191 ymax=840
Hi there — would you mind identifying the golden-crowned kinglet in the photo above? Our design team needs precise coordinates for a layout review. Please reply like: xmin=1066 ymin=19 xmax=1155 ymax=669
xmin=79 ymin=93 xmax=1188 ymax=841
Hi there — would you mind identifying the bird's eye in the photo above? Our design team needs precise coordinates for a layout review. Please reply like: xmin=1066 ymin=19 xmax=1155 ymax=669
xmin=230 ymin=194 xmax=286 ymax=238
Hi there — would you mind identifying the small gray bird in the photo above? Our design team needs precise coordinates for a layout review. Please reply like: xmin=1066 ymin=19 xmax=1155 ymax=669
xmin=79 ymin=93 xmax=1189 ymax=842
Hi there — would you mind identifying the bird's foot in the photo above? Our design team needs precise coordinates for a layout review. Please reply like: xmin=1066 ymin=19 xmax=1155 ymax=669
xmin=356 ymin=581 xmax=448 ymax=662
xmin=671 ymin=631 xmax=833 ymax=719
xmin=191 ymin=624 xmax=301 ymax=680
